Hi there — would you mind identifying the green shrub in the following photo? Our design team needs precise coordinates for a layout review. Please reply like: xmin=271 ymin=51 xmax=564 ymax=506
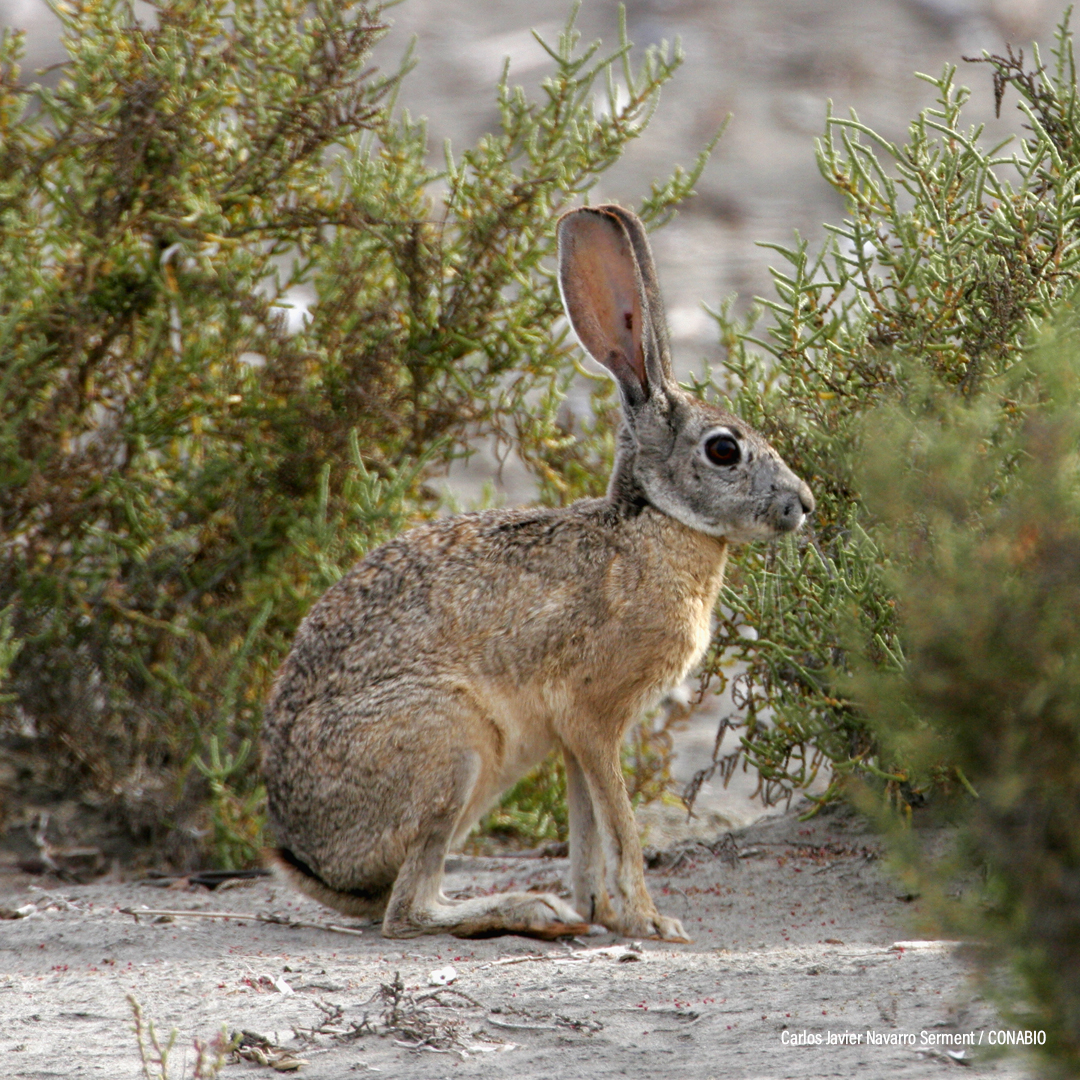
xmin=0 ymin=0 xmax=710 ymax=863
xmin=687 ymin=17 xmax=1080 ymax=809
xmin=855 ymin=307 xmax=1080 ymax=1076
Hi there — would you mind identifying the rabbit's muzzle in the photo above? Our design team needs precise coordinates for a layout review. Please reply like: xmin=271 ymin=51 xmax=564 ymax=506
xmin=767 ymin=478 xmax=815 ymax=534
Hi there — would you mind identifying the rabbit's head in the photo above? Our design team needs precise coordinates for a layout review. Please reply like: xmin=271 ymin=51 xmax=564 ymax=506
xmin=557 ymin=205 xmax=814 ymax=544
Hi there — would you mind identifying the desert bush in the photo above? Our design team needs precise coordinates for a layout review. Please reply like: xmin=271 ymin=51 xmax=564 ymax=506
xmin=0 ymin=0 xmax=709 ymax=863
xmin=855 ymin=307 xmax=1080 ymax=1075
xmin=687 ymin=16 xmax=1080 ymax=810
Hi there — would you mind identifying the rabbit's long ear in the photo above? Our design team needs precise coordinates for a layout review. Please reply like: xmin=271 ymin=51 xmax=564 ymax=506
xmin=597 ymin=204 xmax=674 ymax=382
xmin=557 ymin=206 xmax=673 ymax=410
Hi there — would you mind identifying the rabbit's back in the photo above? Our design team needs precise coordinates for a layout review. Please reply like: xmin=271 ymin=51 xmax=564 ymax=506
xmin=267 ymin=499 xmax=725 ymax=716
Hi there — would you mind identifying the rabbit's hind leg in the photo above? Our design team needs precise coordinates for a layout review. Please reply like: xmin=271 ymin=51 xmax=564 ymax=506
xmin=380 ymin=752 xmax=589 ymax=940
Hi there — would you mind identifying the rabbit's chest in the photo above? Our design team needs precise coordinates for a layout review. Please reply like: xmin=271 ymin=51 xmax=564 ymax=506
xmin=627 ymin=571 xmax=720 ymax=679
xmin=590 ymin=523 xmax=729 ymax=699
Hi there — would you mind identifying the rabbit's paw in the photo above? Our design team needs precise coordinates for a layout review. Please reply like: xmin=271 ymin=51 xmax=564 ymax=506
xmin=448 ymin=892 xmax=590 ymax=940
xmin=650 ymin=913 xmax=691 ymax=943
xmin=539 ymin=893 xmax=591 ymax=924
xmin=619 ymin=910 xmax=691 ymax=943
xmin=518 ymin=894 xmax=593 ymax=940
xmin=511 ymin=893 xmax=591 ymax=939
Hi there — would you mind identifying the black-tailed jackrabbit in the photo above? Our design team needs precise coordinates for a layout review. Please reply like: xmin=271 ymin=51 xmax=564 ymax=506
xmin=261 ymin=205 xmax=813 ymax=941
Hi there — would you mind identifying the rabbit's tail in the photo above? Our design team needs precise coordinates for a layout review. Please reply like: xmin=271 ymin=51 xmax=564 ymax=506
xmin=266 ymin=845 xmax=391 ymax=920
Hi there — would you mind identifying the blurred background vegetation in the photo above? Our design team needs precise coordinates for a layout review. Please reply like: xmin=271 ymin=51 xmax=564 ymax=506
xmin=855 ymin=308 xmax=1080 ymax=1077
xmin=4 ymin=1 xmax=1080 ymax=1069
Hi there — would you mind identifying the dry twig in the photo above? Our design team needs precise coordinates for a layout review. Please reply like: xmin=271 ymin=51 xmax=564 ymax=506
xmin=118 ymin=905 xmax=366 ymax=937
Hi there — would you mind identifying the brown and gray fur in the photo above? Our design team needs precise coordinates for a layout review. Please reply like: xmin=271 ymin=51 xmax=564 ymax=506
xmin=261 ymin=205 xmax=814 ymax=941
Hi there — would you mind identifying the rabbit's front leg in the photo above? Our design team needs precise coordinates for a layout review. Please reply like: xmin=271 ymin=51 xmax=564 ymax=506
xmin=564 ymin=749 xmax=619 ymax=928
xmin=564 ymin=735 xmax=690 ymax=943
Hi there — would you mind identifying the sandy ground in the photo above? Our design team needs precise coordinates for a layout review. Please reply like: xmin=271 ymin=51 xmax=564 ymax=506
xmin=0 ymin=803 xmax=1041 ymax=1080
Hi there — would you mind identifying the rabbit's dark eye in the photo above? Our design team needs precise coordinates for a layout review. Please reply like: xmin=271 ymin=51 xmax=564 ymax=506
xmin=704 ymin=433 xmax=741 ymax=467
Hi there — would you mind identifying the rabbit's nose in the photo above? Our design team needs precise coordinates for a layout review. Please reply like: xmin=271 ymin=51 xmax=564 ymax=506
xmin=775 ymin=495 xmax=806 ymax=531
xmin=768 ymin=478 xmax=814 ymax=533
